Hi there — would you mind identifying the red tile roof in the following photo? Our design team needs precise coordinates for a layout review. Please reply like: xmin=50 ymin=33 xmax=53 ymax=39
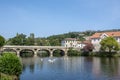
xmin=90 ymin=31 xmax=120 ymax=39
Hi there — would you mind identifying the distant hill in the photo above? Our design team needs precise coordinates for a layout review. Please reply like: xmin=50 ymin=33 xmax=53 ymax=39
xmin=47 ymin=29 xmax=120 ymax=45
xmin=6 ymin=29 xmax=120 ymax=46
xmin=47 ymin=29 xmax=120 ymax=40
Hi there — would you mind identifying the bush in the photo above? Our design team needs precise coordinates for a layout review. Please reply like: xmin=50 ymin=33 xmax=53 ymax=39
xmin=81 ymin=43 xmax=94 ymax=56
xmin=67 ymin=48 xmax=80 ymax=56
xmin=96 ymin=52 xmax=117 ymax=57
xmin=0 ymin=53 xmax=22 ymax=76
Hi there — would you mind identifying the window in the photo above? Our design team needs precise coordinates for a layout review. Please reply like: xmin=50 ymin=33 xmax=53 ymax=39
xmin=93 ymin=39 xmax=96 ymax=42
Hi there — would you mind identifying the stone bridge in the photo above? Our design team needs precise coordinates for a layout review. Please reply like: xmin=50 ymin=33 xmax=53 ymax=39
xmin=1 ymin=45 xmax=80 ymax=57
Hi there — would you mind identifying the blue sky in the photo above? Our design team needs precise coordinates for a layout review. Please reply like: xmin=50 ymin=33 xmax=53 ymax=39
xmin=0 ymin=0 xmax=120 ymax=39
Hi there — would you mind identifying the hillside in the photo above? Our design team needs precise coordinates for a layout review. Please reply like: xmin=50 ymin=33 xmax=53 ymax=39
xmin=6 ymin=29 xmax=120 ymax=46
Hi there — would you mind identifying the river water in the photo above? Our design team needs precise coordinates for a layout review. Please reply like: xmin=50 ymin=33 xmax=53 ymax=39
xmin=20 ymin=57 xmax=120 ymax=80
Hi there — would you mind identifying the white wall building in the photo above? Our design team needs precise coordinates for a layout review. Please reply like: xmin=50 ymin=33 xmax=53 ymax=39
xmin=90 ymin=31 xmax=120 ymax=51
xmin=61 ymin=38 xmax=77 ymax=47
xmin=61 ymin=38 xmax=88 ymax=48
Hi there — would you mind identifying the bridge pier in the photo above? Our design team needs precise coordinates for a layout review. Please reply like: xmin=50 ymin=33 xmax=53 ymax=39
xmin=34 ymin=51 xmax=37 ymax=57
xmin=50 ymin=51 xmax=53 ymax=57
xmin=17 ymin=51 xmax=20 ymax=57
xmin=63 ymin=49 xmax=68 ymax=57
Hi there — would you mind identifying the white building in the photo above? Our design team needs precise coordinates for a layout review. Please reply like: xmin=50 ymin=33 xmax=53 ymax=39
xmin=61 ymin=38 xmax=77 ymax=47
xmin=61 ymin=38 xmax=88 ymax=48
xmin=90 ymin=31 xmax=120 ymax=51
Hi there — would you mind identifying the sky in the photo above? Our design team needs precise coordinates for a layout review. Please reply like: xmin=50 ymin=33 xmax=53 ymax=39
xmin=0 ymin=0 xmax=120 ymax=39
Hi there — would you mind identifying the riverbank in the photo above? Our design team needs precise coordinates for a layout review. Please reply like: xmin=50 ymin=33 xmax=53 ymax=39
xmin=81 ymin=52 xmax=120 ymax=57
xmin=0 ymin=73 xmax=18 ymax=80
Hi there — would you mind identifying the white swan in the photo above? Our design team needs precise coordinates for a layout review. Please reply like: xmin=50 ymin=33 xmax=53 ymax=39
xmin=40 ymin=58 xmax=43 ymax=61
xmin=48 ymin=59 xmax=56 ymax=63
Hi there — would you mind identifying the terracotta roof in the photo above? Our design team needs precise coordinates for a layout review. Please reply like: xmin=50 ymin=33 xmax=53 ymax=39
xmin=90 ymin=31 xmax=120 ymax=39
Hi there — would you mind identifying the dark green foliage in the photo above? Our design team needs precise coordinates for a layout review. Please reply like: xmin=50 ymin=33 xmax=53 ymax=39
xmin=97 ymin=52 xmax=117 ymax=57
xmin=91 ymin=52 xmax=118 ymax=57
xmin=67 ymin=48 xmax=80 ymax=56
xmin=7 ymin=33 xmax=27 ymax=45
xmin=26 ymin=33 xmax=35 ymax=45
xmin=6 ymin=33 xmax=35 ymax=46
xmin=0 ymin=53 xmax=22 ymax=76
xmin=100 ymin=37 xmax=120 ymax=53
xmin=0 ymin=35 xmax=5 ymax=47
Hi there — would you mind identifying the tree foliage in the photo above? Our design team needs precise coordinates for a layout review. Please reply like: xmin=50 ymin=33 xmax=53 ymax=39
xmin=100 ymin=37 xmax=120 ymax=53
xmin=0 ymin=53 xmax=22 ymax=76
xmin=0 ymin=35 xmax=5 ymax=47
xmin=26 ymin=33 xmax=35 ymax=45
xmin=82 ymin=43 xmax=94 ymax=56
xmin=83 ymin=43 xmax=94 ymax=52
xmin=7 ymin=33 xmax=27 ymax=45
xmin=67 ymin=48 xmax=80 ymax=56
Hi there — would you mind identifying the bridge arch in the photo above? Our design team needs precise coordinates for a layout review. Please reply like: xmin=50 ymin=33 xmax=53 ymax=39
xmin=53 ymin=49 xmax=65 ymax=57
xmin=37 ymin=49 xmax=50 ymax=57
xmin=1 ymin=48 xmax=17 ymax=55
xmin=20 ymin=49 xmax=34 ymax=57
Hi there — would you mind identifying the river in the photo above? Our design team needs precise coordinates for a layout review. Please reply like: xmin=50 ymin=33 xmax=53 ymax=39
xmin=20 ymin=57 xmax=120 ymax=80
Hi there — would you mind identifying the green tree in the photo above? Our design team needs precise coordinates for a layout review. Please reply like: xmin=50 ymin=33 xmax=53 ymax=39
xmin=7 ymin=33 xmax=27 ymax=45
xmin=0 ymin=35 xmax=5 ymax=48
xmin=100 ymin=37 xmax=120 ymax=53
xmin=49 ymin=39 xmax=60 ymax=46
xmin=67 ymin=48 xmax=80 ymax=56
xmin=35 ymin=38 xmax=42 ymax=45
xmin=0 ymin=53 xmax=22 ymax=76
xmin=26 ymin=33 xmax=35 ymax=45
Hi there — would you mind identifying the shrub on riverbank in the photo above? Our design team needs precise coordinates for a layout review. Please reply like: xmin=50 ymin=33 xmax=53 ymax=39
xmin=0 ymin=53 xmax=22 ymax=76
xmin=81 ymin=43 xmax=94 ymax=56
xmin=67 ymin=48 xmax=81 ymax=56
xmin=83 ymin=51 xmax=120 ymax=57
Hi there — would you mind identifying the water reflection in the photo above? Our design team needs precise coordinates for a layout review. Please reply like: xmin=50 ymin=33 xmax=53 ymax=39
xmin=100 ymin=58 xmax=120 ymax=79
xmin=20 ymin=57 xmax=120 ymax=80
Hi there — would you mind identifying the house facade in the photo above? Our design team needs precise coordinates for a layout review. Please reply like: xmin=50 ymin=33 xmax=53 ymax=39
xmin=61 ymin=38 xmax=88 ymax=48
xmin=90 ymin=31 xmax=120 ymax=51
xmin=61 ymin=38 xmax=77 ymax=47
